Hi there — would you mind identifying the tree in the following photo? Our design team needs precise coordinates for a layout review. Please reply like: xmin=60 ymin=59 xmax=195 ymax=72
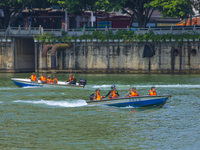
xmin=149 ymin=0 xmax=194 ymax=20
xmin=0 ymin=0 xmax=51 ymax=28
xmin=95 ymin=0 xmax=195 ymax=28
xmin=48 ymin=0 xmax=98 ymax=14
xmin=95 ymin=0 xmax=156 ymax=28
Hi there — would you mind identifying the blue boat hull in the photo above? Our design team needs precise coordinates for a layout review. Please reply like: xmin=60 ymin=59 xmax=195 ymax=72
xmin=106 ymin=97 xmax=167 ymax=107
xmin=87 ymin=95 xmax=170 ymax=108
xmin=12 ymin=80 xmax=42 ymax=87
xmin=11 ymin=78 xmax=85 ymax=88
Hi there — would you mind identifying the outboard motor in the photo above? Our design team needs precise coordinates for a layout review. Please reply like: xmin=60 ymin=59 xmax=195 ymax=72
xmin=79 ymin=79 xmax=87 ymax=86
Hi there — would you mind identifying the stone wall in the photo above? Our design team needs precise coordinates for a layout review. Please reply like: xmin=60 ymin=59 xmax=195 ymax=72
xmin=0 ymin=37 xmax=35 ymax=72
xmin=38 ymin=41 xmax=200 ymax=73
xmin=0 ymin=38 xmax=14 ymax=71
xmin=1 ymin=36 xmax=200 ymax=73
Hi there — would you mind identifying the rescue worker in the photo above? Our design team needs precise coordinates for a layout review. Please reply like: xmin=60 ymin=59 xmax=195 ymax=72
xmin=68 ymin=74 xmax=76 ymax=84
xmin=148 ymin=86 xmax=157 ymax=96
xmin=93 ymin=89 xmax=105 ymax=101
xmin=52 ymin=76 xmax=58 ymax=84
xmin=40 ymin=73 xmax=47 ymax=84
xmin=125 ymin=87 xmax=138 ymax=97
xmin=46 ymin=76 xmax=52 ymax=84
xmin=105 ymin=85 xmax=120 ymax=99
xmin=30 ymin=72 xmax=37 ymax=81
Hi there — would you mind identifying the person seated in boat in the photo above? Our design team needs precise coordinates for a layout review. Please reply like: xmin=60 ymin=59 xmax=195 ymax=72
xmin=52 ymin=76 xmax=58 ymax=84
xmin=46 ymin=76 xmax=52 ymax=84
xmin=67 ymin=74 xmax=76 ymax=84
xmin=125 ymin=87 xmax=138 ymax=97
xmin=105 ymin=85 xmax=120 ymax=99
xmin=148 ymin=86 xmax=157 ymax=96
xmin=93 ymin=89 xmax=105 ymax=101
xmin=40 ymin=73 xmax=47 ymax=84
xmin=30 ymin=72 xmax=37 ymax=82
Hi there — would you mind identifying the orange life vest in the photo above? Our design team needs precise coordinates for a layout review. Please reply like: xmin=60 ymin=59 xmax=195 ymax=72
xmin=109 ymin=90 xmax=117 ymax=99
xmin=53 ymin=78 xmax=58 ymax=84
xmin=129 ymin=90 xmax=138 ymax=97
xmin=31 ymin=75 xmax=36 ymax=81
xmin=40 ymin=76 xmax=46 ymax=82
xmin=93 ymin=92 xmax=101 ymax=101
xmin=69 ymin=76 xmax=75 ymax=82
xmin=47 ymin=78 xmax=51 ymax=84
xmin=149 ymin=90 xmax=157 ymax=96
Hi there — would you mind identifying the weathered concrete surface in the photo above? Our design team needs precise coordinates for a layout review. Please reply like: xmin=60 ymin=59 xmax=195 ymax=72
xmin=14 ymin=37 xmax=35 ymax=72
xmin=0 ymin=37 xmax=35 ymax=72
xmin=37 ymin=41 xmax=200 ymax=74
xmin=1 ymin=36 xmax=200 ymax=73
xmin=0 ymin=38 xmax=14 ymax=72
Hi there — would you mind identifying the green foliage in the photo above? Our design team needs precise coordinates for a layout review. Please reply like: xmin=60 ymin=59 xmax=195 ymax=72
xmin=35 ymin=29 xmax=200 ymax=44
xmin=149 ymin=0 xmax=194 ymax=19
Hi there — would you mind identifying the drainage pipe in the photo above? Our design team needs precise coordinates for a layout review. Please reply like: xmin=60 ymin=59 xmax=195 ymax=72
xmin=51 ymin=43 xmax=71 ymax=69
xmin=42 ymin=44 xmax=52 ymax=69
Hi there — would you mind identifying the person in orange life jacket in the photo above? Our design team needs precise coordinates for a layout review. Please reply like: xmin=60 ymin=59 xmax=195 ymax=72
xmin=148 ymin=86 xmax=157 ymax=96
xmin=40 ymin=73 xmax=47 ymax=84
xmin=93 ymin=89 xmax=105 ymax=101
xmin=29 ymin=72 xmax=37 ymax=81
xmin=105 ymin=85 xmax=120 ymax=99
xmin=52 ymin=76 xmax=58 ymax=84
xmin=46 ymin=76 xmax=52 ymax=84
xmin=125 ymin=87 xmax=138 ymax=97
xmin=68 ymin=74 xmax=76 ymax=84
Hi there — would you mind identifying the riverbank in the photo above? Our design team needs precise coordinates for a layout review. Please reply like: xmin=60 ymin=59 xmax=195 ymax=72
xmin=1 ymin=37 xmax=200 ymax=74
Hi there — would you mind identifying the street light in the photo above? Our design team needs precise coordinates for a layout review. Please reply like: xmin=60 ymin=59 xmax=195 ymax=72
xmin=65 ymin=8 xmax=67 ymax=31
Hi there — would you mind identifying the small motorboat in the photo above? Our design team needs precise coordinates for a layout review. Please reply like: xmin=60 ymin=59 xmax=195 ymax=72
xmin=11 ymin=78 xmax=86 ymax=88
xmin=87 ymin=95 xmax=170 ymax=108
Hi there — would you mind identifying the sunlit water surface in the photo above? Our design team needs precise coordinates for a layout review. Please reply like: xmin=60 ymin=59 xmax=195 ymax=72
xmin=0 ymin=73 xmax=200 ymax=149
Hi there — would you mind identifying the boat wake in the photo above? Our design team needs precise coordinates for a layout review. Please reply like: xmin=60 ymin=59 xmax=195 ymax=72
xmin=13 ymin=99 xmax=87 ymax=107
xmin=0 ymin=87 xmax=19 ymax=90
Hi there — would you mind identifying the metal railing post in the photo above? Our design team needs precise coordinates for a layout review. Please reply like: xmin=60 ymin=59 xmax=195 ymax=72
xmin=6 ymin=25 xmax=11 ymax=35
xmin=28 ymin=25 xmax=31 ymax=34
xmin=170 ymin=25 xmax=173 ymax=34
xmin=148 ymin=26 xmax=151 ymax=33
xmin=18 ymin=25 xmax=21 ymax=34
xmin=193 ymin=25 xmax=196 ymax=32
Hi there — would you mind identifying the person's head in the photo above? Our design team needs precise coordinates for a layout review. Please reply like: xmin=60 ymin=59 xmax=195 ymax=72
xmin=151 ymin=86 xmax=156 ymax=91
xmin=70 ymin=74 xmax=73 ymax=76
xmin=48 ymin=76 xmax=50 ymax=78
xmin=32 ymin=72 xmax=35 ymax=75
xmin=42 ymin=73 xmax=45 ymax=76
xmin=111 ymin=85 xmax=116 ymax=90
xmin=96 ymin=88 xmax=100 ymax=93
xmin=132 ymin=87 xmax=136 ymax=91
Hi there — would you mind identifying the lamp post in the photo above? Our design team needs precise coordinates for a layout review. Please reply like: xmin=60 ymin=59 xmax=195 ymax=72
xmin=65 ymin=9 xmax=67 ymax=31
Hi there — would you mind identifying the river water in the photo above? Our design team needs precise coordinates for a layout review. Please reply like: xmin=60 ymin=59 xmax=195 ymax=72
xmin=0 ymin=73 xmax=200 ymax=149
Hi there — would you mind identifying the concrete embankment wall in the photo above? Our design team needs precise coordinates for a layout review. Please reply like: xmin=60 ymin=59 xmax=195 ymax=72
xmin=1 ymin=36 xmax=200 ymax=73
xmin=0 ymin=37 xmax=35 ymax=72
xmin=38 ymin=41 xmax=200 ymax=74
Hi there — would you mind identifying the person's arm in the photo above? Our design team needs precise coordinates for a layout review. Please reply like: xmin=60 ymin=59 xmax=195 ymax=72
xmin=93 ymin=94 xmax=97 ymax=101
xmin=105 ymin=91 xmax=111 ymax=97
xmin=116 ymin=91 xmax=120 ymax=96
xmin=124 ymin=91 xmax=130 ymax=97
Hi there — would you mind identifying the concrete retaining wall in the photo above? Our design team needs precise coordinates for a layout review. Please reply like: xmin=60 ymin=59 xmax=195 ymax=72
xmin=38 ymin=41 xmax=200 ymax=73
xmin=0 ymin=37 xmax=35 ymax=72
xmin=1 ymin=36 xmax=200 ymax=73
